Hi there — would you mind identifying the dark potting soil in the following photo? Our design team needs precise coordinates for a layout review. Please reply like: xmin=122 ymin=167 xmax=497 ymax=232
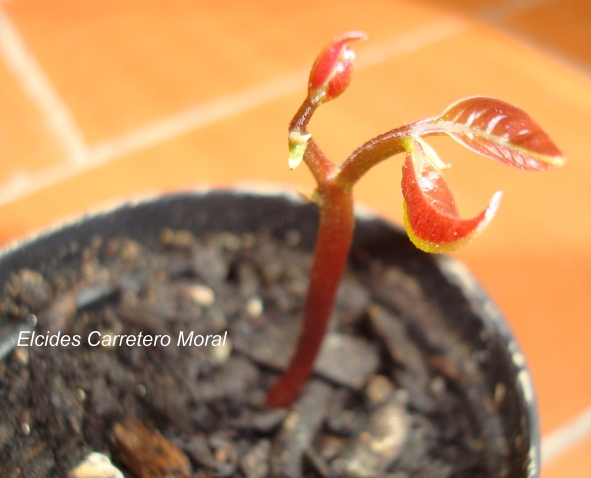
xmin=0 ymin=228 xmax=499 ymax=478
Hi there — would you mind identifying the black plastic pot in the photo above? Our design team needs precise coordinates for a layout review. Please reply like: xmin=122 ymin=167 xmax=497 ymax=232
xmin=0 ymin=188 xmax=540 ymax=477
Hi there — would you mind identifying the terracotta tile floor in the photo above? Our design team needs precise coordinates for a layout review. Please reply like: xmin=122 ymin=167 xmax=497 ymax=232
xmin=1 ymin=0 xmax=590 ymax=473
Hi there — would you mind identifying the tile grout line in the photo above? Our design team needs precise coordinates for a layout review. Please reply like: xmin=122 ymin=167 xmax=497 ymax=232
xmin=0 ymin=15 xmax=468 ymax=208
xmin=86 ymin=70 xmax=308 ymax=166
xmin=541 ymin=404 xmax=591 ymax=465
xmin=0 ymin=8 xmax=88 ymax=165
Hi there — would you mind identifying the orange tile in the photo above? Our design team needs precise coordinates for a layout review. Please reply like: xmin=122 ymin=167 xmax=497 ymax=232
xmin=456 ymin=249 xmax=591 ymax=435
xmin=502 ymin=0 xmax=591 ymax=73
xmin=413 ymin=0 xmax=508 ymax=15
xmin=543 ymin=433 xmax=591 ymax=478
xmin=0 ymin=58 xmax=66 ymax=185
xmin=4 ymin=0 xmax=445 ymax=143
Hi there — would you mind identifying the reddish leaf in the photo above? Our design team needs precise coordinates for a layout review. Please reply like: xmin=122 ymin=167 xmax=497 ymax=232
xmin=401 ymin=141 xmax=502 ymax=253
xmin=424 ymin=97 xmax=565 ymax=171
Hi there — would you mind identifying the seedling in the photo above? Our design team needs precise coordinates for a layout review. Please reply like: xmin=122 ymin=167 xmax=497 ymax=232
xmin=266 ymin=32 xmax=565 ymax=407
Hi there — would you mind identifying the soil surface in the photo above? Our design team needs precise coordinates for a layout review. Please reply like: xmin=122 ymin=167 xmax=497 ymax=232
xmin=1 ymin=228 xmax=496 ymax=477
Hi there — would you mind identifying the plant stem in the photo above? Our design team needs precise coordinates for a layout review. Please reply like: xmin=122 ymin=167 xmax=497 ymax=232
xmin=267 ymin=179 xmax=354 ymax=407
xmin=267 ymin=103 xmax=420 ymax=407
xmin=336 ymin=121 xmax=430 ymax=188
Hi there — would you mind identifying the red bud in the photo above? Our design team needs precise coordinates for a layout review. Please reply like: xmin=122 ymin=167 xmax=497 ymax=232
xmin=308 ymin=31 xmax=367 ymax=104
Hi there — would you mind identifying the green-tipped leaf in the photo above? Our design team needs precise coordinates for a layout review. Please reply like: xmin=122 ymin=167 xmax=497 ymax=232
xmin=401 ymin=140 xmax=502 ymax=253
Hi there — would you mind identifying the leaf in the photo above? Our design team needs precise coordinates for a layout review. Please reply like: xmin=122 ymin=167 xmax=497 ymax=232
xmin=424 ymin=96 xmax=565 ymax=171
xmin=401 ymin=140 xmax=502 ymax=253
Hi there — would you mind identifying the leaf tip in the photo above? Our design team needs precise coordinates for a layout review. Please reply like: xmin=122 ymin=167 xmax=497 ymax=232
xmin=433 ymin=96 xmax=566 ymax=171
xmin=403 ymin=190 xmax=503 ymax=253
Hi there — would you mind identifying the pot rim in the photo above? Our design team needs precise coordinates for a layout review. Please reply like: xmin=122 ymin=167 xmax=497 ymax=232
xmin=0 ymin=182 xmax=304 ymax=261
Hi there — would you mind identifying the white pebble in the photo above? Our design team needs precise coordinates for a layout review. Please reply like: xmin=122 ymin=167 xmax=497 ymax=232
xmin=365 ymin=375 xmax=395 ymax=406
xmin=188 ymin=284 xmax=215 ymax=306
xmin=211 ymin=338 xmax=232 ymax=364
xmin=68 ymin=452 xmax=124 ymax=478
xmin=246 ymin=296 xmax=263 ymax=317
xmin=14 ymin=347 xmax=29 ymax=365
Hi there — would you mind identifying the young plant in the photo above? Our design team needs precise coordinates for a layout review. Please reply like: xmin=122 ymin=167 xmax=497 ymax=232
xmin=266 ymin=32 xmax=565 ymax=407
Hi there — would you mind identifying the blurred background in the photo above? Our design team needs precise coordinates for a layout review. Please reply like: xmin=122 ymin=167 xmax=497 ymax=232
xmin=0 ymin=1 xmax=589 ymax=475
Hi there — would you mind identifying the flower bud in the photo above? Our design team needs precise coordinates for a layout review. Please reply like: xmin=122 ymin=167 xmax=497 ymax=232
xmin=308 ymin=31 xmax=367 ymax=105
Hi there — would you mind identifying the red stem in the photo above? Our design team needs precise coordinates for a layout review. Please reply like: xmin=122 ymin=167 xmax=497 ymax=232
xmin=267 ymin=101 xmax=420 ymax=407
xmin=288 ymin=99 xmax=337 ymax=183
xmin=267 ymin=181 xmax=354 ymax=407
xmin=336 ymin=121 xmax=430 ymax=188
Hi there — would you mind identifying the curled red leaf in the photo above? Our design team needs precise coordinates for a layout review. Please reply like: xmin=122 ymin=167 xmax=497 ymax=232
xmin=401 ymin=140 xmax=502 ymax=253
xmin=424 ymin=97 xmax=565 ymax=171
xmin=308 ymin=31 xmax=367 ymax=104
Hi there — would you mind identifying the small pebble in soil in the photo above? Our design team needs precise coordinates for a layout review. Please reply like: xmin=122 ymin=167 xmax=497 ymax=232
xmin=246 ymin=296 xmax=264 ymax=317
xmin=241 ymin=439 xmax=271 ymax=478
xmin=364 ymin=374 xmax=396 ymax=408
xmin=210 ymin=336 xmax=232 ymax=364
xmin=7 ymin=269 xmax=51 ymax=310
xmin=68 ymin=452 xmax=124 ymax=478
xmin=317 ymin=434 xmax=348 ymax=462
xmin=177 ymin=434 xmax=235 ymax=476
xmin=332 ymin=397 xmax=411 ymax=477
xmin=186 ymin=283 xmax=216 ymax=306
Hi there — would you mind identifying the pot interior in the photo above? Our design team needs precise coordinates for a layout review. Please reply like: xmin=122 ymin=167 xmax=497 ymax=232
xmin=0 ymin=189 xmax=540 ymax=477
